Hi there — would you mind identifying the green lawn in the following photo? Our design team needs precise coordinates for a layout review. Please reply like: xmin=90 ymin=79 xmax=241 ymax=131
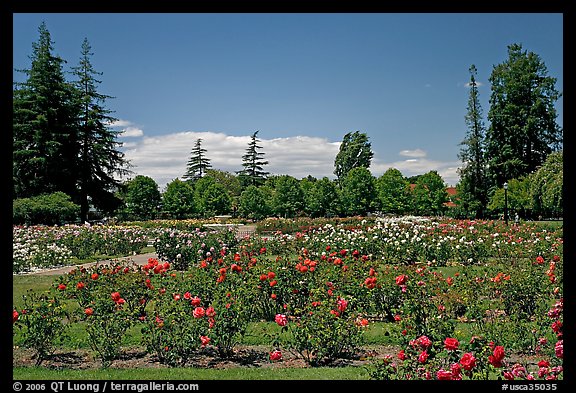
xmin=13 ymin=366 xmax=371 ymax=380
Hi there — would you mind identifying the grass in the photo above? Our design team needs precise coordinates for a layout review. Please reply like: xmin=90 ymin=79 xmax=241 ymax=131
xmin=13 ymin=366 xmax=371 ymax=380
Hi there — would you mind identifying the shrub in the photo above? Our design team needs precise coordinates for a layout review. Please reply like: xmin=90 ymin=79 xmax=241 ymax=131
xmin=13 ymin=192 xmax=80 ymax=225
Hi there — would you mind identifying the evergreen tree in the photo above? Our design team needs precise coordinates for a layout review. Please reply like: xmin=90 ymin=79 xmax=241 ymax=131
xmin=237 ymin=131 xmax=269 ymax=187
xmin=485 ymin=43 xmax=562 ymax=191
xmin=457 ymin=64 xmax=489 ymax=218
xmin=71 ymin=38 xmax=131 ymax=221
xmin=13 ymin=22 xmax=78 ymax=199
xmin=183 ymin=138 xmax=212 ymax=182
xmin=334 ymin=131 xmax=374 ymax=183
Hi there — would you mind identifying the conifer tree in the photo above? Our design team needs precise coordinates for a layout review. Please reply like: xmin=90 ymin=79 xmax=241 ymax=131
xmin=71 ymin=38 xmax=131 ymax=221
xmin=13 ymin=22 xmax=78 ymax=198
xmin=183 ymin=138 xmax=212 ymax=181
xmin=457 ymin=64 xmax=489 ymax=218
xmin=237 ymin=130 xmax=269 ymax=187
xmin=485 ymin=43 xmax=562 ymax=191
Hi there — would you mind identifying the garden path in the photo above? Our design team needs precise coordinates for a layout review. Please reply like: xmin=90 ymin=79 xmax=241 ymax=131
xmin=22 ymin=224 xmax=258 ymax=276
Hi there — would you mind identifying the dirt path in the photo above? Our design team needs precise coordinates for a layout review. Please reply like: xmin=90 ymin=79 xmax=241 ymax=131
xmin=19 ymin=252 xmax=159 ymax=276
xmin=20 ymin=225 xmax=258 ymax=277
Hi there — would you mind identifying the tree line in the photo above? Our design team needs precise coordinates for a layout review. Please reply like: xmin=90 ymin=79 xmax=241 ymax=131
xmin=13 ymin=23 xmax=562 ymax=225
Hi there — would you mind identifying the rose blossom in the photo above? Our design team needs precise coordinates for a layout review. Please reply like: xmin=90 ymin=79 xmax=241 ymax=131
xmin=460 ymin=352 xmax=477 ymax=371
xmin=444 ymin=337 xmax=459 ymax=351
xmin=275 ymin=314 xmax=288 ymax=327
xmin=488 ymin=345 xmax=506 ymax=368
xmin=270 ymin=350 xmax=282 ymax=361
xmin=193 ymin=307 xmax=205 ymax=318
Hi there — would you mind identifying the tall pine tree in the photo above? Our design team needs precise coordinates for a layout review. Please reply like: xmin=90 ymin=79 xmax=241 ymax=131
xmin=71 ymin=38 xmax=131 ymax=221
xmin=13 ymin=22 xmax=78 ymax=199
xmin=183 ymin=138 xmax=212 ymax=182
xmin=457 ymin=64 xmax=489 ymax=218
xmin=237 ymin=131 xmax=269 ymax=187
xmin=485 ymin=43 xmax=562 ymax=190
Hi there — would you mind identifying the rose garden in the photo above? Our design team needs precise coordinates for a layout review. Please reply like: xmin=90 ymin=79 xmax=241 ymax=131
xmin=12 ymin=216 xmax=563 ymax=380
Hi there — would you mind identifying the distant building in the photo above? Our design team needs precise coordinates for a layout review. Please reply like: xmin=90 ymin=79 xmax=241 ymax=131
xmin=444 ymin=187 xmax=458 ymax=208
xmin=408 ymin=184 xmax=458 ymax=208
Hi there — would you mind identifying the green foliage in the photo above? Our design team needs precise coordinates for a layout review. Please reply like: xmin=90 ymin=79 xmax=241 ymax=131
xmin=13 ymin=290 xmax=69 ymax=366
xmin=71 ymin=38 xmax=130 ymax=222
xmin=376 ymin=168 xmax=411 ymax=215
xmin=13 ymin=24 xmax=129 ymax=222
xmin=529 ymin=151 xmax=563 ymax=218
xmin=162 ymin=179 xmax=196 ymax=219
xmin=237 ymin=130 xmax=269 ymax=187
xmin=486 ymin=43 xmax=562 ymax=189
xmin=334 ymin=131 xmax=374 ymax=182
xmin=239 ymin=185 xmax=271 ymax=220
xmin=119 ymin=175 xmax=162 ymax=220
xmin=305 ymin=177 xmax=341 ymax=218
xmin=13 ymin=192 xmax=80 ymax=225
xmin=411 ymin=171 xmax=448 ymax=216
xmin=13 ymin=22 xmax=78 ymax=200
xmin=201 ymin=183 xmax=232 ymax=217
xmin=281 ymin=293 xmax=366 ymax=366
xmin=271 ymin=175 xmax=304 ymax=218
xmin=339 ymin=167 xmax=379 ymax=216
xmin=183 ymin=138 xmax=212 ymax=181
xmin=457 ymin=65 xmax=489 ymax=219
xmin=205 ymin=169 xmax=242 ymax=197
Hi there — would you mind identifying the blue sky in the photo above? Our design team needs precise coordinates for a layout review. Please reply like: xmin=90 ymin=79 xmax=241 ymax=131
xmin=12 ymin=13 xmax=563 ymax=191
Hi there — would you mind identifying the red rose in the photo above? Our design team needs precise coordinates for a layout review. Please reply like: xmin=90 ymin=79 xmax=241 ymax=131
xmin=395 ymin=274 xmax=408 ymax=286
xmin=191 ymin=296 xmax=201 ymax=307
xmin=206 ymin=307 xmax=216 ymax=317
xmin=436 ymin=370 xmax=452 ymax=380
xmin=270 ymin=350 xmax=282 ymax=361
xmin=58 ymin=284 xmax=66 ymax=291
xmin=337 ymin=298 xmax=348 ymax=312
xmin=460 ymin=352 xmax=477 ymax=371
xmin=84 ymin=308 xmax=94 ymax=316
xmin=13 ymin=310 xmax=19 ymax=323
xmin=489 ymin=346 xmax=505 ymax=368
xmin=275 ymin=314 xmax=288 ymax=327
xmin=418 ymin=350 xmax=429 ymax=363
xmin=267 ymin=271 xmax=276 ymax=280
xmin=91 ymin=273 xmax=99 ymax=280
xmin=111 ymin=292 xmax=121 ymax=302
xmin=193 ymin=307 xmax=205 ymax=319
xmin=200 ymin=335 xmax=210 ymax=347
xmin=444 ymin=337 xmax=460 ymax=351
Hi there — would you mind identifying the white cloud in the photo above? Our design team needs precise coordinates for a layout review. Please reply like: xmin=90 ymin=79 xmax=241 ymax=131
xmin=109 ymin=119 xmax=133 ymax=127
xmin=399 ymin=149 xmax=427 ymax=158
xmin=120 ymin=131 xmax=341 ymax=191
xmin=119 ymin=130 xmax=461 ymax=191
xmin=120 ymin=127 xmax=144 ymax=137
xmin=108 ymin=119 xmax=144 ymax=137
